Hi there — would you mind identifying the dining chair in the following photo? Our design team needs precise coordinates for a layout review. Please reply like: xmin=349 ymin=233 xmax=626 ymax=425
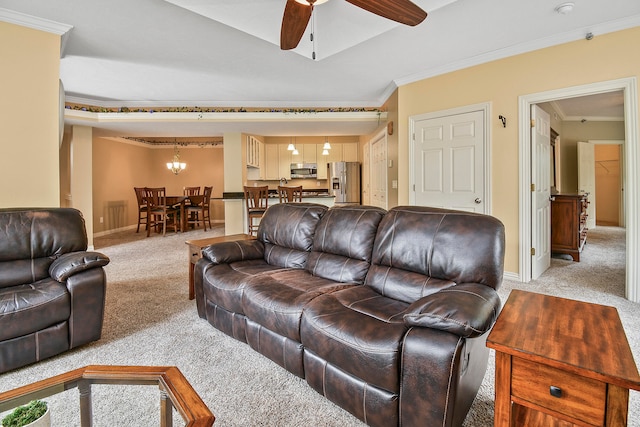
xmin=186 ymin=186 xmax=212 ymax=231
xmin=244 ymin=185 xmax=269 ymax=236
xmin=277 ymin=185 xmax=303 ymax=203
xmin=183 ymin=186 xmax=200 ymax=196
xmin=145 ymin=187 xmax=179 ymax=237
xmin=133 ymin=187 xmax=149 ymax=233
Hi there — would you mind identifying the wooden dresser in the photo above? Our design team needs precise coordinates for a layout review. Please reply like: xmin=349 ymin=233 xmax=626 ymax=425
xmin=551 ymin=193 xmax=589 ymax=261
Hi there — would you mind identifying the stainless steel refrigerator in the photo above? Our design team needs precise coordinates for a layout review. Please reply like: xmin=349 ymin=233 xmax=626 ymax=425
xmin=329 ymin=162 xmax=361 ymax=204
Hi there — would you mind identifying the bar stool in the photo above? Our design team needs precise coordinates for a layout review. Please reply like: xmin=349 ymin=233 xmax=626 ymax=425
xmin=277 ymin=185 xmax=303 ymax=203
xmin=244 ymin=185 xmax=269 ymax=236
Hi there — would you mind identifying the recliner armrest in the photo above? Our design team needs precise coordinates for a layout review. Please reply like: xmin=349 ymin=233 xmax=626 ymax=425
xmin=49 ymin=251 xmax=110 ymax=282
xmin=403 ymin=283 xmax=501 ymax=338
xmin=202 ymin=239 xmax=264 ymax=264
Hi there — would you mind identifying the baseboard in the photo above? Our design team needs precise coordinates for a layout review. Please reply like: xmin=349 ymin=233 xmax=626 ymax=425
xmin=94 ymin=221 xmax=225 ymax=238
xmin=503 ymin=271 xmax=520 ymax=282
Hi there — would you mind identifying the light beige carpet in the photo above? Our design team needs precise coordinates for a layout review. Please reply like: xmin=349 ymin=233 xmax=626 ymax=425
xmin=1 ymin=225 xmax=638 ymax=426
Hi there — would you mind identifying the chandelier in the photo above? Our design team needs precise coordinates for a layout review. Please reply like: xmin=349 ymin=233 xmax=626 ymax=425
xmin=167 ymin=145 xmax=186 ymax=175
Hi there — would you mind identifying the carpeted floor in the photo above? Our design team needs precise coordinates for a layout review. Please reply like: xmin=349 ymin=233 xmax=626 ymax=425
xmin=1 ymin=224 xmax=638 ymax=426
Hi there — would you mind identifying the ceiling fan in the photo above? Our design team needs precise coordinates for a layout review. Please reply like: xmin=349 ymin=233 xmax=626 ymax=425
xmin=280 ymin=0 xmax=428 ymax=51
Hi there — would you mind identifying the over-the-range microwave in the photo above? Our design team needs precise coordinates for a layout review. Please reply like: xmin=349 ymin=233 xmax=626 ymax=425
xmin=290 ymin=163 xmax=317 ymax=178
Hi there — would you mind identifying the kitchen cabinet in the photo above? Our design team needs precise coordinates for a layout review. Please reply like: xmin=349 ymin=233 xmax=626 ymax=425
xmin=278 ymin=144 xmax=292 ymax=179
xmin=301 ymin=145 xmax=317 ymax=163
xmin=246 ymin=136 xmax=261 ymax=168
xmin=264 ymin=144 xmax=280 ymax=180
xmin=551 ymin=193 xmax=589 ymax=261
xmin=342 ymin=143 xmax=359 ymax=162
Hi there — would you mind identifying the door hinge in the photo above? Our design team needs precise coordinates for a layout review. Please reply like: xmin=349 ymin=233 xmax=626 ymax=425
xmin=531 ymin=247 xmax=536 ymax=256
xmin=531 ymin=118 xmax=536 ymax=128
xmin=531 ymin=183 xmax=535 ymax=191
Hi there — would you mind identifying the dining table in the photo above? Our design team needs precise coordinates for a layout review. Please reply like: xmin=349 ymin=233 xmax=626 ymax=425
xmin=165 ymin=195 xmax=189 ymax=232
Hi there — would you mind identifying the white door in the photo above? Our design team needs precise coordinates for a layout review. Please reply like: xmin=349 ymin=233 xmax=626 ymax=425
xmin=370 ymin=132 xmax=387 ymax=209
xmin=578 ymin=141 xmax=597 ymax=229
xmin=531 ymin=105 xmax=551 ymax=279
xmin=362 ymin=142 xmax=371 ymax=205
xmin=413 ymin=110 xmax=485 ymax=212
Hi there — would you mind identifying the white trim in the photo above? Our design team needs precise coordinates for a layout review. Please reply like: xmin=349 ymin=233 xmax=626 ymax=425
xmin=408 ymin=102 xmax=492 ymax=214
xmin=518 ymin=77 xmax=639 ymax=303
xmin=0 ymin=8 xmax=73 ymax=57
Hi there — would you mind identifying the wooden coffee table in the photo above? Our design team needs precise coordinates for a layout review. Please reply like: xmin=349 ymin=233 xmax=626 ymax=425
xmin=487 ymin=290 xmax=640 ymax=426
xmin=0 ymin=365 xmax=214 ymax=427
xmin=185 ymin=234 xmax=254 ymax=299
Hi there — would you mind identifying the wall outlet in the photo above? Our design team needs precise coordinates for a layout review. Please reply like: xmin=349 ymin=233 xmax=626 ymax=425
xmin=392 ymin=180 xmax=398 ymax=189
xmin=99 ymin=217 xmax=104 ymax=223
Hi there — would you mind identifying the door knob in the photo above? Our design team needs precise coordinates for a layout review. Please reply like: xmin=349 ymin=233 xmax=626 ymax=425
xmin=549 ymin=196 xmax=556 ymax=201
xmin=474 ymin=198 xmax=482 ymax=204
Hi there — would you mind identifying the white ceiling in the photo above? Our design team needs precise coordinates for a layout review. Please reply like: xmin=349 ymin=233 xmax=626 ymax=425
xmin=1 ymin=0 xmax=638 ymax=137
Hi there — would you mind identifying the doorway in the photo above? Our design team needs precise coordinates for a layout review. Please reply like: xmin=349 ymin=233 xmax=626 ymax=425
xmin=519 ymin=77 xmax=639 ymax=302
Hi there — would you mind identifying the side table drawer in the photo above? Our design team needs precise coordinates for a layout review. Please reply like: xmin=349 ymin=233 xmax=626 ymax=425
xmin=512 ymin=357 xmax=606 ymax=425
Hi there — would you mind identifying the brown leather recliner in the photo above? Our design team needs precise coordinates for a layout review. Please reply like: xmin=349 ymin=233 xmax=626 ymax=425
xmin=195 ymin=203 xmax=505 ymax=427
xmin=0 ymin=208 xmax=110 ymax=374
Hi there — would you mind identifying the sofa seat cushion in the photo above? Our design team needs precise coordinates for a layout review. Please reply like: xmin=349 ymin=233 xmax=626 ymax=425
xmin=0 ymin=278 xmax=70 ymax=341
xmin=202 ymin=260 xmax=285 ymax=314
xmin=242 ymin=269 xmax=356 ymax=342
xmin=300 ymin=286 xmax=410 ymax=393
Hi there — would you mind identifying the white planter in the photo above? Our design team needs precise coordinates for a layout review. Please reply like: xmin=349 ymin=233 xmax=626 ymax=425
xmin=23 ymin=407 xmax=50 ymax=427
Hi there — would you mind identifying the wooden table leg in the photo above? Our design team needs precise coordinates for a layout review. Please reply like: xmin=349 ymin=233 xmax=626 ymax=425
xmin=493 ymin=351 xmax=512 ymax=427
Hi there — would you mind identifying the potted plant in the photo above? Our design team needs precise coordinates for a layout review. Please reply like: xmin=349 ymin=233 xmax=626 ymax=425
xmin=1 ymin=400 xmax=50 ymax=427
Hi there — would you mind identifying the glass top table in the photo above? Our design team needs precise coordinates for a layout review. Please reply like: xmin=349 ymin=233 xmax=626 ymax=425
xmin=0 ymin=365 xmax=214 ymax=427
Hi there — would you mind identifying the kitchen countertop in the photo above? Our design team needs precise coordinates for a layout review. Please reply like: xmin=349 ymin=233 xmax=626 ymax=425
xmin=222 ymin=189 xmax=333 ymax=200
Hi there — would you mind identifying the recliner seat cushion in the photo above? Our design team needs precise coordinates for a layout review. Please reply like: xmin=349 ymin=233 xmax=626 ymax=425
xmin=0 ymin=278 xmax=70 ymax=341
xmin=242 ymin=269 xmax=355 ymax=342
xmin=301 ymin=286 xmax=410 ymax=393
xmin=202 ymin=260 xmax=285 ymax=314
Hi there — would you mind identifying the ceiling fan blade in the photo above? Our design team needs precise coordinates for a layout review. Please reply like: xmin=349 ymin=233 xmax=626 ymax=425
xmin=345 ymin=0 xmax=427 ymax=26
xmin=280 ymin=0 xmax=313 ymax=50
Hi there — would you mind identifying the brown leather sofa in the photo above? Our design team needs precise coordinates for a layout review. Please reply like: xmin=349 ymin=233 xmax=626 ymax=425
xmin=0 ymin=208 xmax=110 ymax=374
xmin=195 ymin=203 xmax=505 ymax=426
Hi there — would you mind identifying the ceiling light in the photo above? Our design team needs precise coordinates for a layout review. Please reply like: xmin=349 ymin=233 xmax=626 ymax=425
xmin=322 ymin=149 xmax=329 ymax=156
xmin=167 ymin=145 xmax=186 ymax=175
xmin=555 ymin=2 xmax=574 ymax=14
xmin=292 ymin=148 xmax=299 ymax=155
xmin=287 ymin=143 xmax=295 ymax=151
xmin=323 ymin=137 xmax=331 ymax=150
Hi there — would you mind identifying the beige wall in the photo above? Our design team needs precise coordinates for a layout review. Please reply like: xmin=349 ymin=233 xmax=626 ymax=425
xmin=0 ymin=22 xmax=60 ymax=207
xmin=398 ymin=26 xmax=640 ymax=275
xmin=92 ymin=139 xmax=225 ymax=234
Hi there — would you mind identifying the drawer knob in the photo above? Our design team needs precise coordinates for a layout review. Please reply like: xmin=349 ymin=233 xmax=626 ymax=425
xmin=550 ymin=386 xmax=562 ymax=398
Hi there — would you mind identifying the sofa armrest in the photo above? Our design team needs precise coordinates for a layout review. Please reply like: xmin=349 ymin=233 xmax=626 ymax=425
xmin=403 ymin=283 xmax=501 ymax=338
xmin=202 ymin=239 xmax=264 ymax=264
xmin=49 ymin=251 xmax=110 ymax=282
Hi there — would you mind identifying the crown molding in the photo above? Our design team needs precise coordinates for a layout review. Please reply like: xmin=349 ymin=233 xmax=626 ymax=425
xmin=0 ymin=8 xmax=73 ymax=57
xmin=393 ymin=14 xmax=640 ymax=90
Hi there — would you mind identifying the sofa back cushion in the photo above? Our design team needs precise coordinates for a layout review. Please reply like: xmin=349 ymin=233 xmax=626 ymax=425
xmin=367 ymin=206 xmax=505 ymax=303
xmin=257 ymin=203 xmax=328 ymax=268
xmin=0 ymin=208 xmax=88 ymax=289
xmin=307 ymin=205 xmax=386 ymax=284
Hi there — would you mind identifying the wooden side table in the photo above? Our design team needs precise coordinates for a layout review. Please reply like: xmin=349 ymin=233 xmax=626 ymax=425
xmin=185 ymin=234 xmax=253 ymax=299
xmin=487 ymin=290 xmax=640 ymax=426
